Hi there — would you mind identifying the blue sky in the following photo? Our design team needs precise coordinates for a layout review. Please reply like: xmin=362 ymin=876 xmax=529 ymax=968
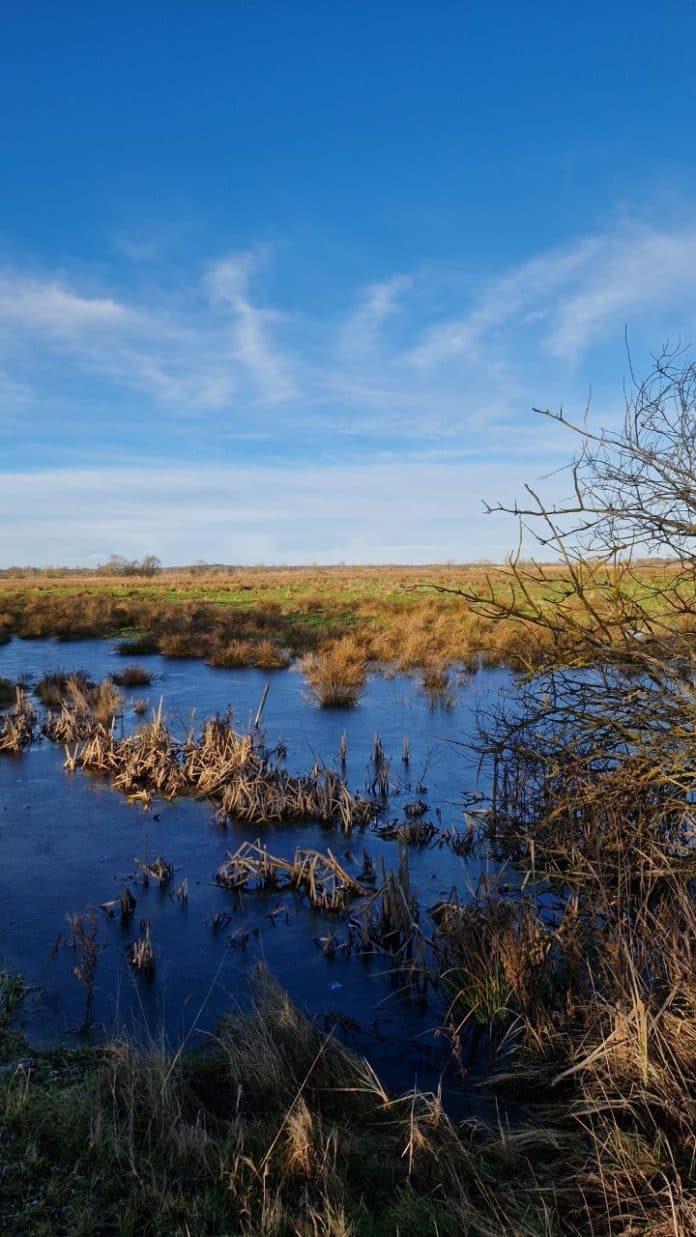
xmin=2 ymin=0 xmax=696 ymax=565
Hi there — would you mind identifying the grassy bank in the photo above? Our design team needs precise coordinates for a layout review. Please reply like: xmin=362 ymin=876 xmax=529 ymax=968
xmin=0 ymin=561 xmax=688 ymax=674
xmin=1 ymin=970 xmax=562 ymax=1237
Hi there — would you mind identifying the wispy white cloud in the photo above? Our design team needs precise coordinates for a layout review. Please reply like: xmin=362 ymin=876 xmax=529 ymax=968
xmin=0 ymin=459 xmax=562 ymax=565
xmin=406 ymin=240 xmax=600 ymax=367
xmin=2 ymin=211 xmax=696 ymax=493
xmin=545 ymin=226 xmax=696 ymax=360
xmin=340 ymin=274 xmax=412 ymax=357
xmin=0 ymin=275 xmax=136 ymax=337
xmin=407 ymin=221 xmax=696 ymax=369
xmin=0 ymin=249 xmax=299 ymax=412
xmin=112 ymin=235 xmax=162 ymax=262
xmin=207 ymin=250 xmax=297 ymax=402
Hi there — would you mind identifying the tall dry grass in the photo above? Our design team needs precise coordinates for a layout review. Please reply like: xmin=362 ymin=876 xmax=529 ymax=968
xmin=303 ymin=636 xmax=367 ymax=707
xmin=0 ymin=561 xmax=619 ymax=673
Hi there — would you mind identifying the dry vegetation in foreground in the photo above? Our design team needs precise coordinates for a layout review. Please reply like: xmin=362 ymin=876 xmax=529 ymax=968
xmin=0 ymin=969 xmax=565 ymax=1237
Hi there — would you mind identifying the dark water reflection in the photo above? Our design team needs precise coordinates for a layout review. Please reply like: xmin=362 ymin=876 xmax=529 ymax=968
xmin=0 ymin=638 xmax=512 ymax=1116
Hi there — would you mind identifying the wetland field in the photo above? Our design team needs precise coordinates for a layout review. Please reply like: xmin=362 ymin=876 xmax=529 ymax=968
xmin=2 ymin=558 xmax=696 ymax=1234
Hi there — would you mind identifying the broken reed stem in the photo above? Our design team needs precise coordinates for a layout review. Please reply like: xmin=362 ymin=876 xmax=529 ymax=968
xmin=129 ymin=919 xmax=155 ymax=971
xmin=215 ymin=840 xmax=368 ymax=912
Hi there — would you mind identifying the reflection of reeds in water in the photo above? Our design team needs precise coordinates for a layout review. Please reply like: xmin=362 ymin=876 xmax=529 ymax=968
xmin=66 ymin=908 xmax=103 ymax=1031
xmin=420 ymin=666 xmax=455 ymax=710
xmin=0 ymin=676 xmax=15 ymax=708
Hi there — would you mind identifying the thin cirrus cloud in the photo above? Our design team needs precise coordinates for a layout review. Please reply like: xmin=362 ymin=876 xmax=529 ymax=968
xmin=0 ymin=249 xmax=296 ymax=415
xmin=406 ymin=221 xmax=696 ymax=370
xmin=0 ymin=212 xmax=692 ymax=467
xmin=1 ymin=218 xmax=696 ymax=431
xmin=0 ymin=460 xmax=548 ymax=566
xmin=3 ymin=213 xmax=696 ymax=561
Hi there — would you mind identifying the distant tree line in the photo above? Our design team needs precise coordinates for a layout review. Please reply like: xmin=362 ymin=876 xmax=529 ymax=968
xmin=97 ymin=554 xmax=162 ymax=577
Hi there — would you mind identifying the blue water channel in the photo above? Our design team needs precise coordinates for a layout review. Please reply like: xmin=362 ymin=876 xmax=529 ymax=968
xmin=0 ymin=638 xmax=513 ymax=1114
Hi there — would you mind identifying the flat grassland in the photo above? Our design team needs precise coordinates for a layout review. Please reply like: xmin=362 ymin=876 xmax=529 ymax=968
xmin=0 ymin=561 xmax=684 ymax=671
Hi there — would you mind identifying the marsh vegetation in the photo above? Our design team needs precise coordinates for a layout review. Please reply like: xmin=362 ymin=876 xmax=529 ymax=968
xmin=5 ymin=351 xmax=696 ymax=1231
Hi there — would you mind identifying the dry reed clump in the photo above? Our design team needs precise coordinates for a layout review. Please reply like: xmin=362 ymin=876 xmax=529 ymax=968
xmin=420 ymin=665 xmax=455 ymax=709
xmin=135 ymin=856 xmax=174 ymax=888
xmin=215 ymin=840 xmax=368 ymax=911
xmin=0 ymin=690 xmax=35 ymax=754
xmin=43 ymin=675 xmax=123 ymax=744
xmin=347 ymin=852 xmax=432 ymax=996
xmin=208 ymin=637 xmax=290 ymax=670
xmin=43 ymin=700 xmax=377 ymax=829
xmin=207 ymin=638 xmax=256 ymax=668
xmin=85 ymin=707 xmax=187 ymax=800
xmin=374 ymin=815 xmax=438 ymax=844
xmin=35 ymin=669 xmax=93 ymax=707
xmin=183 ymin=711 xmax=376 ymax=829
xmin=255 ymin=637 xmax=291 ymax=669
xmin=214 ymin=761 xmax=374 ymax=831
xmin=303 ymin=637 xmax=367 ymax=707
xmin=158 ymin=632 xmax=199 ymax=658
xmin=111 ymin=663 xmax=154 ymax=687
xmin=69 ymin=675 xmax=122 ymax=725
xmin=433 ymin=886 xmax=559 ymax=1035
xmin=99 ymin=886 xmax=137 ymax=921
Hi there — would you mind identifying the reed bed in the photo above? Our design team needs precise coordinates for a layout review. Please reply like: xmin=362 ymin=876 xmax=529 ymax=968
xmin=42 ymin=695 xmax=377 ymax=830
xmin=2 ymin=561 xmax=685 ymax=676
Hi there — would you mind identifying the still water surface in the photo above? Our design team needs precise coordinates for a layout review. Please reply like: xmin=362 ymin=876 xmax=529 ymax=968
xmin=0 ymin=638 xmax=512 ymax=1111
